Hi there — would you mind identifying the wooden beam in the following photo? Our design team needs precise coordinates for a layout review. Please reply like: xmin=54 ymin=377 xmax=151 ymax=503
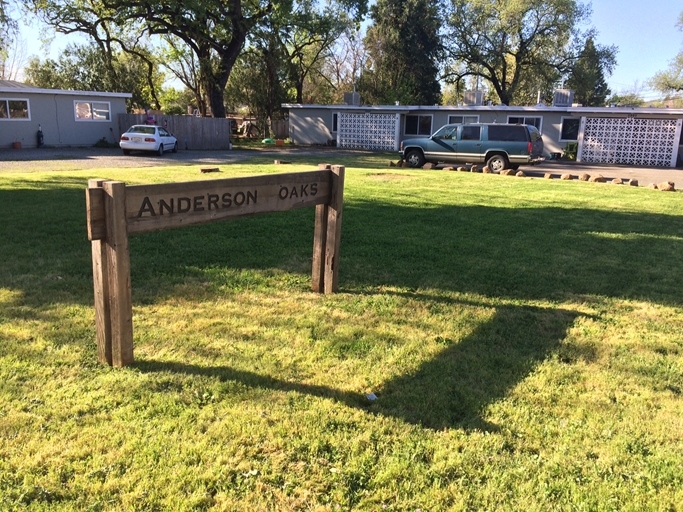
xmin=102 ymin=181 xmax=134 ymax=367
xmin=311 ymin=204 xmax=328 ymax=293
xmin=87 ymin=179 xmax=111 ymax=365
xmin=324 ymin=166 xmax=345 ymax=294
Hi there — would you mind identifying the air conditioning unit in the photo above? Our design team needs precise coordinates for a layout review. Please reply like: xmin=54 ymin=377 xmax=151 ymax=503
xmin=463 ymin=90 xmax=484 ymax=106
xmin=343 ymin=92 xmax=361 ymax=106
xmin=553 ymin=89 xmax=575 ymax=107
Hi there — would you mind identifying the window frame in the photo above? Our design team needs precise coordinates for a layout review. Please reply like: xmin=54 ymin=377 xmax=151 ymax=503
xmin=405 ymin=114 xmax=433 ymax=136
xmin=0 ymin=98 xmax=31 ymax=121
xmin=507 ymin=115 xmax=542 ymax=132
xmin=74 ymin=100 xmax=112 ymax=122
xmin=448 ymin=115 xmax=479 ymax=125
xmin=559 ymin=116 xmax=580 ymax=141
xmin=332 ymin=112 xmax=338 ymax=133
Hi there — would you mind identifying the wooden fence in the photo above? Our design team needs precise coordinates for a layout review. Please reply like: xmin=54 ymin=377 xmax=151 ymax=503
xmin=119 ymin=114 xmax=291 ymax=149
xmin=118 ymin=114 xmax=233 ymax=150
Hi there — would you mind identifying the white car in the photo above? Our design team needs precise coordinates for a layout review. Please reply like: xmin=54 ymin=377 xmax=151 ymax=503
xmin=120 ymin=125 xmax=178 ymax=156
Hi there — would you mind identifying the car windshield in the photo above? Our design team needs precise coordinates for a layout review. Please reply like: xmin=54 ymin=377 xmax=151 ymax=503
xmin=432 ymin=125 xmax=458 ymax=140
xmin=127 ymin=126 xmax=156 ymax=135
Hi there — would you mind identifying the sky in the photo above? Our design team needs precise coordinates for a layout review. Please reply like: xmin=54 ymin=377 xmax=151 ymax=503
xmin=11 ymin=0 xmax=683 ymax=100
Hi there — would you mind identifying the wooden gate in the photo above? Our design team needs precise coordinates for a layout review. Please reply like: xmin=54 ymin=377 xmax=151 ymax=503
xmin=86 ymin=165 xmax=345 ymax=367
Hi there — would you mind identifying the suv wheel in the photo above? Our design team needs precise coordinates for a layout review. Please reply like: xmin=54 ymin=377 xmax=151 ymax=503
xmin=405 ymin=149 xmax=425 ymax=168
xmin=486 ymin=154 xmax=509 ymax=172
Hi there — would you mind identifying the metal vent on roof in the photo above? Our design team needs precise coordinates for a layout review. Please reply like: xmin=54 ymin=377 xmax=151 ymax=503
xmin=343 ymin=92 xmax=361 ymax=106
xmin=553 ymin=89 xmax=575 ymax=107
xmin=463 ymin=90 xmax=484 ymax=106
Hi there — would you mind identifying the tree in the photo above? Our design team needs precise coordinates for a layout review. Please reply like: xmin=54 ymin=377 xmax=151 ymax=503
xmin=31 ymin=0 xmax=367 ymax=117
xmin=565 ymin=37 xmax=615 ymax=106
xmin=606 ymin=91 xmax=644 ymax=108
xmin=157 ymin=35 xmax=206 ymax=115
xmin=224 ymin=21 xmax=292 ymax=136
xmin=29 ymin=0 xmax=162 ymax=107
xmin=358 ymin=0 xmax=442 ymax=105
xmin=442 ymin=0 xmax=594 ymax=105
xmin=0 ymin=0 xmax=17 ymax=59
xmin=650 ymin=12 xmax=683 ymax=94
xmin=279 ymin=1 xmax=351 ymax=104
xmin=24 ymin=43 xmax=164 ymax=110
xmin=319 ymin=28 xmax=368 ymax=104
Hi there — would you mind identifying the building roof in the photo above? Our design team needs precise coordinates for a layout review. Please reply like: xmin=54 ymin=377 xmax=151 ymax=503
xmin=283 ymin=102 xmax=683 ymax=117
xmin=0 ymin=80 xmax=132 ymax=98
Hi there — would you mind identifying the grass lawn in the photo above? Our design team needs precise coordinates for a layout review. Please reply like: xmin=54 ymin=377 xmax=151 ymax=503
xmin=1 ymin=152 xmax=682 ymax=510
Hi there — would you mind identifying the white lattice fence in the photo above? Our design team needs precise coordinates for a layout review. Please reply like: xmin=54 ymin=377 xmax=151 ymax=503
xmin=338 ymin=113 xmax=399 ymax=151
xmin=578 ymin=117 xmax=681 ymax=167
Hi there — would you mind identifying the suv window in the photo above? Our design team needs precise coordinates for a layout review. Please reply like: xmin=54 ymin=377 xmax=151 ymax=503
xmin=488 ymin=125 xmax=527 ymax=142
xmin=461 ymin=125 xmax=481 ymax=140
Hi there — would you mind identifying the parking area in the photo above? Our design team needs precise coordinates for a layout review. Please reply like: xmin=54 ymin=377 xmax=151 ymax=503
xmin=1 ymin=146 xmax=681 ymax=188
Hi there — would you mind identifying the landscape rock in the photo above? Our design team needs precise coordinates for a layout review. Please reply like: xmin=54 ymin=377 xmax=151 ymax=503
xmin=544 ymin=173 xmax=553 ymax=179
xmin=500 ymin=169 xmax=514 ymax=176
xmin=516 ymin=170 xmax=527 ymax=177
xmin=561 ymin=173 xmax=574 ymax=180
xmin=443 ymin=166 xmax=456 ymax=171
xmin=579 ymin=173 xmax=590 ymax=181
xmin=627 ymin=179 xmax=639 ymax=187
xmin=482 ymin=166 xmax=492 ymax=174
xmin=611 ymin=178 xmax=623 ymax=184
xmin=658 ymin=181 xmax=675 ymax=191
xmin=470 ymin=165 xmax=481 ymax=173
xmin=457 ymin=166 xmax=468 ymax=172
xmin=647 ymin=183 xmax=659 ymax=190
xmin=589 ymin=175 xmax=606 ymax=183
xmin=422 ymin=162 xmax=436 ymax=170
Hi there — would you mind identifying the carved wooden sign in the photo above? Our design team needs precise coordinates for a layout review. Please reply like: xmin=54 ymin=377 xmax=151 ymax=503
xmin=86 ymin=165 xmax=345 ymax=367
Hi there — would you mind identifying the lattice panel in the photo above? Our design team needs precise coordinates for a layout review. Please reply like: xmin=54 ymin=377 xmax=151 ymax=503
xmin=338 ymin=113 xmax=397 ymax=151
xmin=579 ymin=117 xmax=680 ymax=167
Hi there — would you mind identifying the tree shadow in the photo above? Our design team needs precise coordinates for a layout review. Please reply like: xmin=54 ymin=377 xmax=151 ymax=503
xmin=135 ymin=300 xmax=581 ymax=431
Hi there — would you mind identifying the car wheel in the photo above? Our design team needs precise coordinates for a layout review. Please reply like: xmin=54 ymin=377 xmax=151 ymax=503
xmin=172 ymin=142 xmax=178 ymax=153
xmin=122 ymin=149 xmax=131 ymax=156
xmin=405 ymin=149 xmax=425 ymax=168
xmin=157 ymin=144 xmax=164 ymax=156
xmin=486 ymin=154 xmax=509 ymax=172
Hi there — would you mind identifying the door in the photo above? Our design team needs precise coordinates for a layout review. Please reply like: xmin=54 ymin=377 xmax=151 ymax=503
xmin=456 ymin=125 xmax=483 ymax=163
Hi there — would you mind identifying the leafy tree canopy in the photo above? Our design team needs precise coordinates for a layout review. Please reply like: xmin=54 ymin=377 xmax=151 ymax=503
xmin=24 ymin=43 xmax=163 ymax=110
xmin=442 ymin=0 xmax=596 ymax=105
xmin=649 ymin=11 xmax=683 ymax=94
xmin=565 ymin=37 xmax=616 ymax=106
xmin=359 ymin=0 xmax=442 ymax=105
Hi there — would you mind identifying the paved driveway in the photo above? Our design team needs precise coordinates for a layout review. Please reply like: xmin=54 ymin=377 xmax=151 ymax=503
xmin=1 ymin=146 xmax=681 ymax=188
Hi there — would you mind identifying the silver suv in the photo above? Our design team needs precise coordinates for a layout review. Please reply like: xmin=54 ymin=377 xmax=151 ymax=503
xmin=399 ymin=123 xmax=545 ymax=171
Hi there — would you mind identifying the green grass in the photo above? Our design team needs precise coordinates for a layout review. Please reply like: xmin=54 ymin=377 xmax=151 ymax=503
xmin=1 ymin=154 xmax=683 ymax=510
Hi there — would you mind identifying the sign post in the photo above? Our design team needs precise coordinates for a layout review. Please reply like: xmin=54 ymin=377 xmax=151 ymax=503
xmin=86 ymin=166 xmax=345 ymax=367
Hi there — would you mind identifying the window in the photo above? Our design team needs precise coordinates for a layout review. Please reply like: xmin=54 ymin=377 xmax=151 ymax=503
xmin=75 ymin=101 xmax=111 ymax=121
xmin=560 ymin=117 xmax=580 ymax=141
xmin=332 ymin=112 xmax=338 ymax=132
xmin=488 ymin=125 xmax=528 ymax=142
xmin=0 ymin=99 xmax=30 ymax=120
xmin=405 ymin=114 xmax=432 ymax=135
xmin=461 ymin=125 xmax=481 ymax=140
xmin=508 ymin=116 xmax=542 ymax=131
xmin=448 ymin=115 xmax=479 ymax=125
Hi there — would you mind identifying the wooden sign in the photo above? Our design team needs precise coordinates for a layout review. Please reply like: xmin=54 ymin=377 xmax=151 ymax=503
xmin=86 ymin=165 xmax=345 ymax=367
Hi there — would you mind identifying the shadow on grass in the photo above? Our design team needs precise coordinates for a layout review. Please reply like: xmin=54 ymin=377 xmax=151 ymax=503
xmin=136 ymin=302 xmax=580 ymax=431
xmin=0 ymin=183 xmax=675 ymax=428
